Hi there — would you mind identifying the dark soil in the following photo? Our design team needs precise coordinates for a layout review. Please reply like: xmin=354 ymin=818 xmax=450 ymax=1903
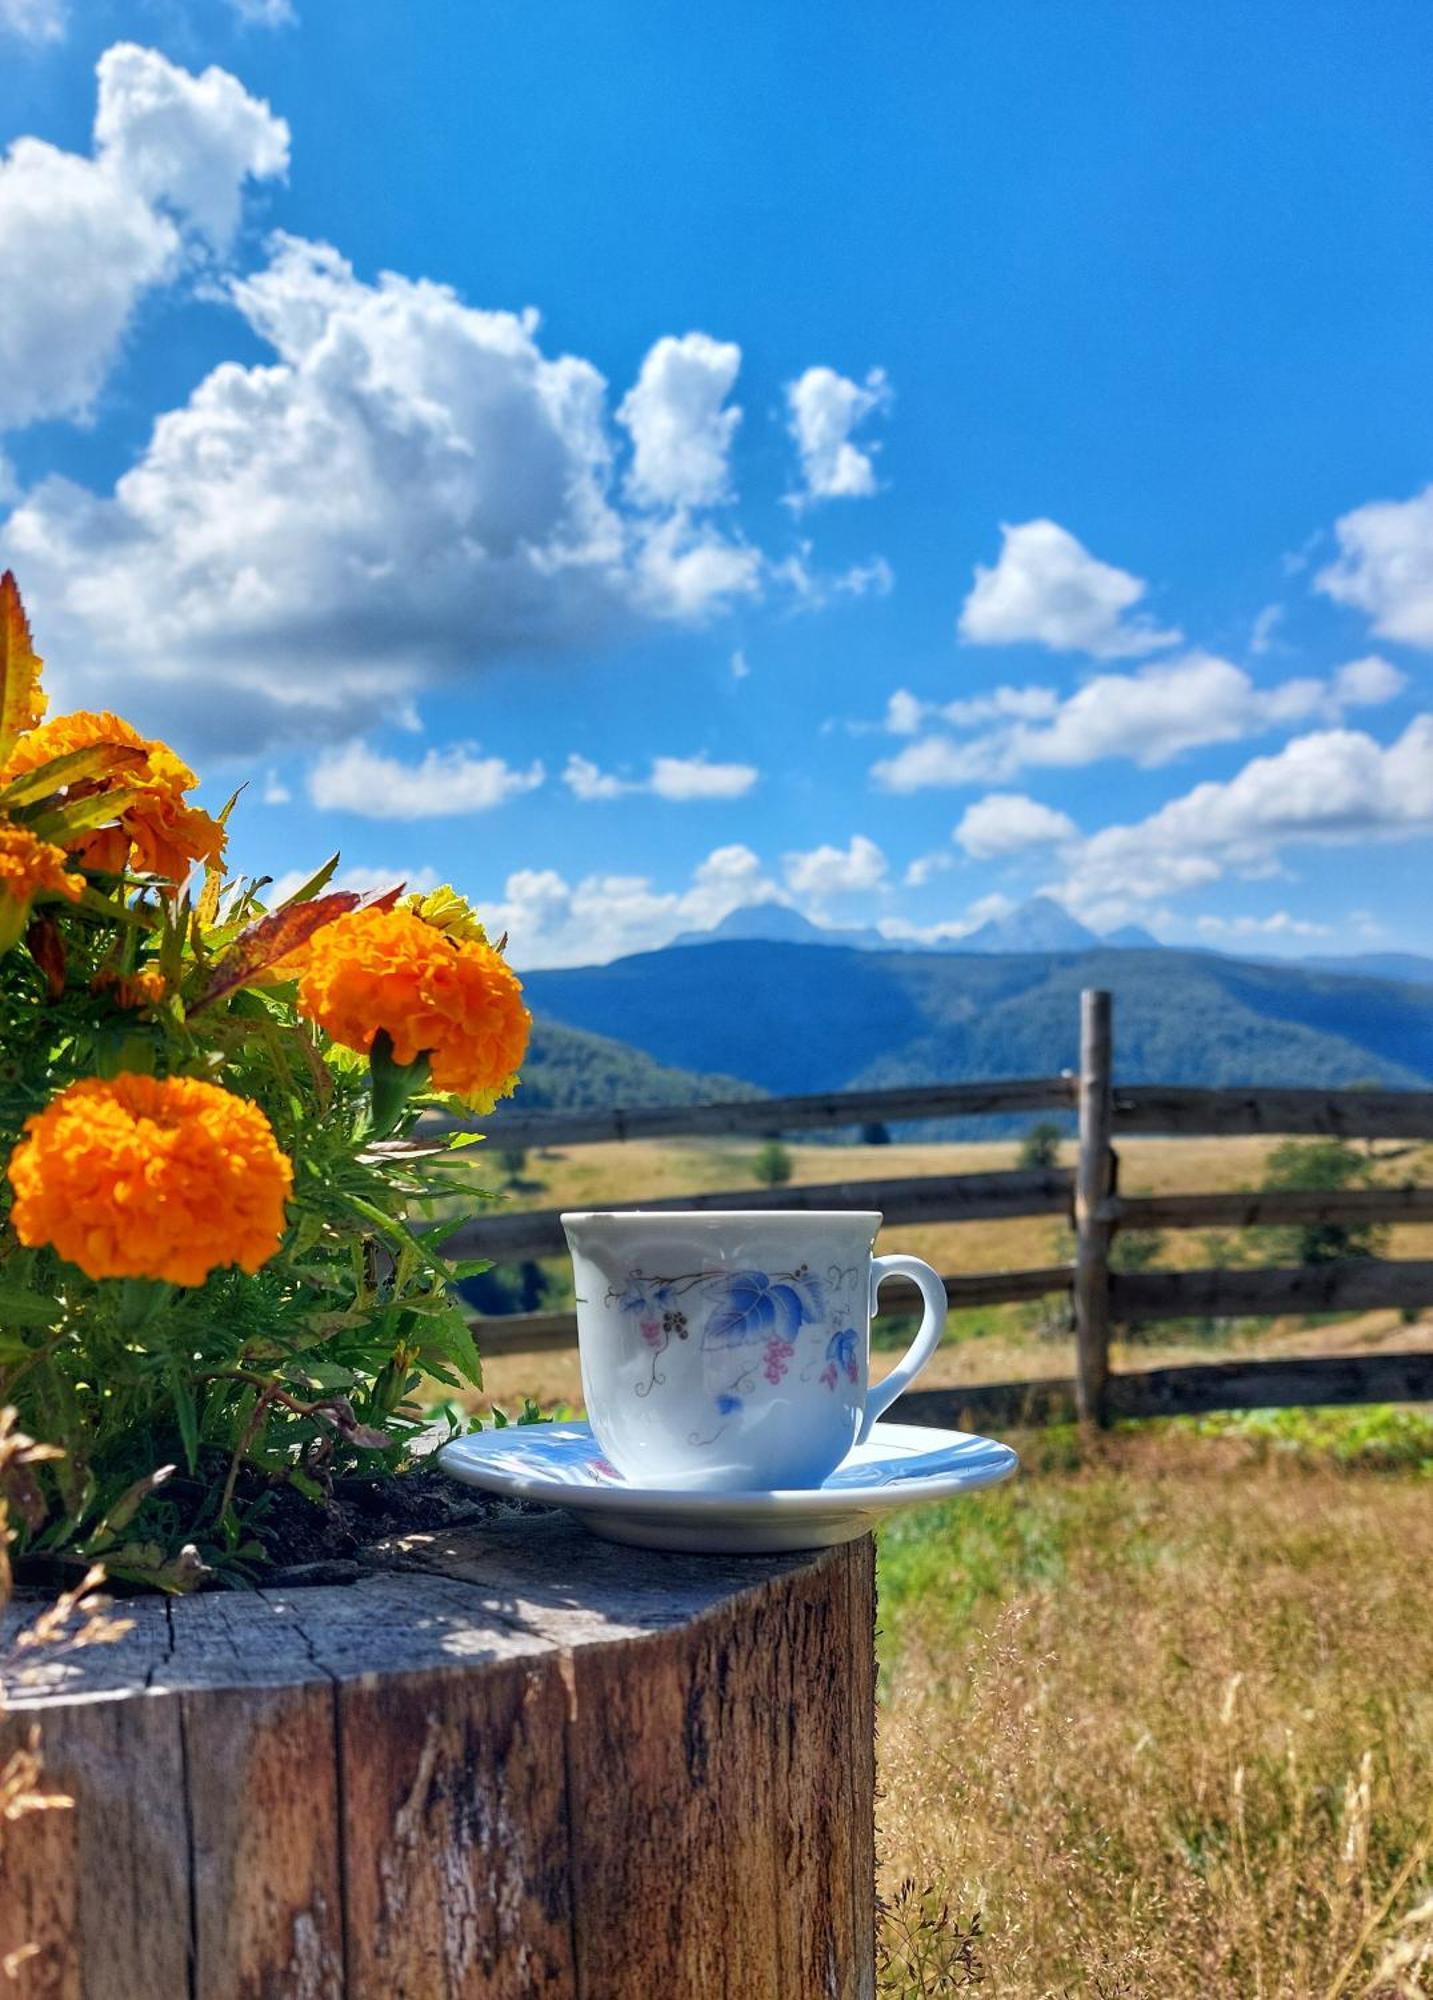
xmin=247 ymin=1463 xmax=544 ymax=1586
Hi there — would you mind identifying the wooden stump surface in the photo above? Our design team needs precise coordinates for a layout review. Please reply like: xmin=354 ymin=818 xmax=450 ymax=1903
xmin=0 ymin=1512 xmax=876 ymax=2000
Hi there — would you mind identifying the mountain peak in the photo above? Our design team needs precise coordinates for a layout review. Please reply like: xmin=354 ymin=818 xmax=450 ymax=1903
xmin=955 ymin=895 xmax=1097 ymax=955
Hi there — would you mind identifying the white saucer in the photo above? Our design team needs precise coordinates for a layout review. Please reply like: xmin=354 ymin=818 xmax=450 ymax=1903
xmin=437 ymin=1419 xmax=1018 ymax=1553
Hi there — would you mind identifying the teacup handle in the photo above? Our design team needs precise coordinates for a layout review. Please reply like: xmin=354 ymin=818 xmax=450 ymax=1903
xmin=858 ymin=1253 xmax=948 ymax=1442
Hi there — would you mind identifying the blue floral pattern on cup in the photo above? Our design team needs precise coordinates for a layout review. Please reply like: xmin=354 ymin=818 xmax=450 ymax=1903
xmin=607 ymin=1261 xmax=858 ymax=1436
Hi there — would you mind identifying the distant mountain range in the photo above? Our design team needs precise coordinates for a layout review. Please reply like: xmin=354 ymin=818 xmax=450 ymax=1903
xmin=520 ymin=937 xmax=1433 ymax=1102
xmin=674 ymin=895 xmax=1160 ymax=957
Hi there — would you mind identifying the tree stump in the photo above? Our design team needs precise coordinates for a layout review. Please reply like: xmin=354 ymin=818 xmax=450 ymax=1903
xmin=0 ymin=1512 xmax=876 ymax=1999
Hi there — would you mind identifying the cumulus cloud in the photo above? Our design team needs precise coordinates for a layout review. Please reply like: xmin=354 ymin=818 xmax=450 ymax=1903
xmin=617 ymin=332 xmax=742 ymax=509
xmin=0 ymin=0 xmax=65 ymax=41
xmin=872 ymin=652 xmax=1404 ymax=792
xmin=782 ymin=834 xmax=887 ymax=899
xmin=786 ymin=365 xmax=891 ymax=505
xmin=959 ymin=519 xmax=1181 ymax=659
xmin=4 ymin=234 xmax=774 ymax=751
xmin=93 ymin=42 xmax=290 ymax=251
xmin=308 ymin=741 xmax=545 ymax=818
xmin=480 ymin=843 xmax=784 ymax=968
xmin=1053 ymin=716 xmax=1433 ymax=923
xmin=0 ymin=44 xmax=287 ymax=431
xmin=562 ymin=752 xmax=758 ymax=802
xmin=1317 ymin=485 xmax=1433 ymax=647
xmin=955 ymin=792 xmax=1078 ymax=859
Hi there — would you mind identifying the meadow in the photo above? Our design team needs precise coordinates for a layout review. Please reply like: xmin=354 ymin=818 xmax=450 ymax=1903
xmin=462 ymin=1134 xmax=1433 ymax=1994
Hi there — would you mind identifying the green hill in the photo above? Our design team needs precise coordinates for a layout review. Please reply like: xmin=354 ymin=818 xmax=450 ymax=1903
xmin=494 ymin=1015 xmax=764 ymax=1117
xmin=521 ymin=943 xmax=1433 ymax=1097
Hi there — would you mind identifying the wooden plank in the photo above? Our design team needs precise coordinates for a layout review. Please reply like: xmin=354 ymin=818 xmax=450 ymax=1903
xmin=1110 ymin=1257 xmax=1433 ymax=1322
xmin=1073 ymin=989 xmax=1114 ymax=1425
xmin=447 ymin=1167 xmax=1072 ymax=1263
xmin=1107 ymin=1349 xmax=1433 ymax=1417
xmin=894 ymin=1376 xmax=1080 ymax=1429
xmin=1111 ymin=1185 xmax=1433 ymax=1230
xmin=894 ymin=1349 xmax=1433 ymax=1429
xmin=472 ymin=1264 xmax=1075 ymax=1359
xmin=1111 ymin=1083 xmax=1433 ymax=1139
xmin=452 ymin=1075 xmax=1076 ymax=1150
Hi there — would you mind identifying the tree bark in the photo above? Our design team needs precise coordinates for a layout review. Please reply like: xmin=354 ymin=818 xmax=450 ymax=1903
xmin=0 ymin=1514 xmax=876 ymax=2000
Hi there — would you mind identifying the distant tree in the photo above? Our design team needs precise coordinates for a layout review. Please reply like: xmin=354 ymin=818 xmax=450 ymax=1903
xmin=860 ymin=1121 xmax=892 ymax=1146
xmin=500 ymin=1145 xmax=529 ymax=1185
xmin=753 ymin=1140 xmax=794 ymax=1188
xmin=1259 ymin=1138 xmax=1387 ymax=1266
xmin=1018 ymin=1120 xmax=1063 ymax=1171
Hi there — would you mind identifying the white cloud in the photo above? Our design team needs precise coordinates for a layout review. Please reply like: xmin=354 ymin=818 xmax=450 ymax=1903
xmin=481 ymin=843 xmax=783 ymax=969
xmin=93 ymin=42 xmax=289 ymax=252
xmin=959 ymin=519 xmax=1182 ymax=659
xmin=4 ymin=235 xmax=773 ymax=751
xmin=0 ymin=44 xmax=286 ymax=432
xmin=1317 ymin=485 xmax=1433 ymax=647
xmin=872 ymin=652 xmax=1404 ymax=792
xmin=731 ymin=647 xmax=750 ymax=679
xmin=771 ymin=541 xmax=894 ymax=610
xmin=1194 ymin=910 xmax=1332 ymax=940
xmin=617 ymin=332 xmax=742 ymax=509
xmin=562 ymin=752 xmax=757 ymax=802
xmin=0 ymin=0 xmax=65 ymax=42
xmin=308 ymin=741 xmax=545 ymax=819
xmin=786 ymin=365 xmax=890 ymax=504
xmin=229 ymin=0 xmax=298 ymax=24
xmin=902 ymin=850 xmax=955 ymax=889
xmin=1053 ymin=716 xmax=1433 ymax=922
xmin=955 ymin=792 xmax=1078 ymax=859
xmin=782 ymin=834 xmax=887 ymax=899
xmin=261 ymin=770 xmax=290 ymax=805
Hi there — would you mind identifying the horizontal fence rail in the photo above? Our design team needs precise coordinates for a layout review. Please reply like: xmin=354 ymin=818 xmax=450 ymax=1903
xmin=1110 ymin=1185 xmax=1433 ymax=1230
xmin=1111 ymin=1084 xmax=1433 ymax=1139
xmin=460 ymin=996 xmax=1433 ymax=1425
xmin=894 ymin=1349 xmax=1433 ymax=1429
xmin=465 ymin=1075 xmax=1077 ymax=1151
xmin=447 ymin=1167 xmax=1071 ymax=1264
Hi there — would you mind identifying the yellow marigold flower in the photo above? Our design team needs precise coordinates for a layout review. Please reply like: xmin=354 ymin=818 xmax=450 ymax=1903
xmin=0 ymin=820 xmax=84 ymax=907
xmin=0 ymin=711 xmax=225 ymax=884
xmin=7 ymin=1074 xmax=293 ymax=1288
xmin=296 ymin=905 xmax=530 ymax=1111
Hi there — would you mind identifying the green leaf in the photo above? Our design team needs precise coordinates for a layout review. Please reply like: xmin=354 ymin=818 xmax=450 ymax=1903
xmin=169 ymin=1366 xmax=200 ymax=1475
xmin=28 ymin=786 xmax=140 ymax=844
xmin=0 ymin=1283 xmax=62 ymax=1327
xmin=369 ymin=1029 xmax=432 ymax=1138
xmin=0 ymin=740 xmax=145 ymax=810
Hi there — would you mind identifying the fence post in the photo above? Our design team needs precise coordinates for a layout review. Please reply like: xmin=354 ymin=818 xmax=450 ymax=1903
xmin=1074 ymin=988 xmax=1115 ymax=1424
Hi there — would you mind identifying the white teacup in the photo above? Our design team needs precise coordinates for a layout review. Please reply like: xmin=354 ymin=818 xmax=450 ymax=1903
xmin=561 ymin=1209 xmax=948 ymax=1492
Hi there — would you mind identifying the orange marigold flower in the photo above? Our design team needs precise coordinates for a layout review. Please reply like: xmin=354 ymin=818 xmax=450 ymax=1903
xmin=91 ymin=965 xmax=168 ymax=1009
xmin=0 ymin=711 xmax=225 ymax=884
xmin=296 ymin=905 xmax=530 ymax=1111
xmin=7 ymin=1074 xmax=293 ymax=1288
xmin=0 ymin=820 xmax=84 ymax=907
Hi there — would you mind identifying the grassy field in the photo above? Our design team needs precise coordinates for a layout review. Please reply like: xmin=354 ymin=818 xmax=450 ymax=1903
xmin=460 ymin=1132 xmax=1433 ymax=1414
xmin=875 ymin=1411 xmax=1433 ymax=1997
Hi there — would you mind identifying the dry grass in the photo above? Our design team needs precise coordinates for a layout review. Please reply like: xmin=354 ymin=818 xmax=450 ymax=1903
xmin=876 ymin=1417 xmax=1433 ymax=1997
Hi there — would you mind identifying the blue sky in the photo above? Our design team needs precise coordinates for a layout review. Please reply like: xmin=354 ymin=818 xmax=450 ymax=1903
xmin=6 ymin=1 xmax=1433 ymax=964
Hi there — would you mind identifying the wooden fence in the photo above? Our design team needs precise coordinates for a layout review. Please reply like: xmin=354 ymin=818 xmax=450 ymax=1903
xmin=451 ymin=990 xmax=1433 ymax=1427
